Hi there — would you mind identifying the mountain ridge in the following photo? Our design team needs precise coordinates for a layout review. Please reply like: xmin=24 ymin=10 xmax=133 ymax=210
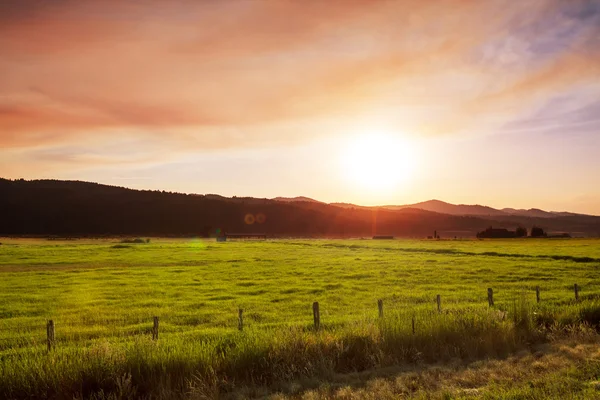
xmin=276 ymin=197 xmax=596 ymax=218
xmin=1 ymin=178 xmax=598 ymax=237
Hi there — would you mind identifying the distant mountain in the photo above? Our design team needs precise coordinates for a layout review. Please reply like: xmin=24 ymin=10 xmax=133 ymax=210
xmin=1 ymin=178 xmax=598 ymax=237
xmin=374 ymin=201 xmax=593 ymax=219
xmin=501 ymin=208 xmax=588 ymax=218
xmin=281 ymin=198 xmax=596 ymax=220
xmin=384 ymin=200 xmax=507 ymax=216
xmin=502 ymin=208 xmax=555 ymax=218
xmin=550 ymin=211 xmax=587 ymax=217
xmin=272 ymin=196 xmax=322 ymax=203
xmin=330 ymin=202 xmax=372 ymax=210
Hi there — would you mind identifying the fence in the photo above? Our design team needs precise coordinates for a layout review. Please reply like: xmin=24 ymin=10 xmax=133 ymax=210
xmin=41 ymin=283 xmax=585 ymax=351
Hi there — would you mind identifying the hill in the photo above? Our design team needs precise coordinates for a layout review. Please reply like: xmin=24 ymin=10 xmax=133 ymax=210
xmin=384 ymin=199 xmax=507 ymax=216
xmin=272 ymin=196 xmax=322 ymax=204
xmin=331 ymin=200 xmax=595 ymax=220
xmin=502 ymin=208 xmax=554 ymax=218
xmin=1 ymin=178 xmax=599 ymax=237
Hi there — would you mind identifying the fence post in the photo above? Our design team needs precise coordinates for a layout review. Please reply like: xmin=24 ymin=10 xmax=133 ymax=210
xmin=238 ymin=308 xmax=244 ymax=331
xmin=313 ymin=302 xmax=320 ymax=331
xmin=487 ymin=288 xmax=494 ymax=307
xmin=574 ymin=284 xmax=579 ymax=301
xmin=436 ymin=294 xmax=441 ymax=313
xmin=152 ymin=316 xmax=159 ymax=340
xmin=411 ymin=315 xmax=415 ymax=335
xmin=377 ymin=299 xmax=384 ymax=318
xmin=536 ymin=286 xmax=540 ymax=303
xmin=46 ymin=320 xmax=55 ymax=351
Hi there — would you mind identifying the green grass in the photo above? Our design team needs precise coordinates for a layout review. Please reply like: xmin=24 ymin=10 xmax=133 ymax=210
xmin=0 ymin=238 xmax=599 ymax=398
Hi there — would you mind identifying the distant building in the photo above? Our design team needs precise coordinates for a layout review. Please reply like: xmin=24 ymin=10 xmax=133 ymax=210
xmin=373 ymin=235 xmax=394 ymax=240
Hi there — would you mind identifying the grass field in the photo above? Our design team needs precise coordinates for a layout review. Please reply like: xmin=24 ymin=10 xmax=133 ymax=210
xmin=1 ymin=238 xmax=599 ymax=399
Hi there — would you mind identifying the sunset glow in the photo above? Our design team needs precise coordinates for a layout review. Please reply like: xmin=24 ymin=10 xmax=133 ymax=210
xmin=340 ymin=133 xmax=416 ymax=193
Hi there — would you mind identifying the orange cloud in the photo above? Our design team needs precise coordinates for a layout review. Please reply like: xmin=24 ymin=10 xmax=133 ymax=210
xmin=0 ymin=0 xmax=598 ymax=155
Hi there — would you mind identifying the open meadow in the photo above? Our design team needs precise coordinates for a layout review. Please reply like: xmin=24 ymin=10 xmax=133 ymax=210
xmin=1 ymin=238 xmax=600 ymax=399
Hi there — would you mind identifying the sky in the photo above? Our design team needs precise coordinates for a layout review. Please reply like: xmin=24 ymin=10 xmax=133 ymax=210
xmin=1 ymin=0 xmax=599 ymax=214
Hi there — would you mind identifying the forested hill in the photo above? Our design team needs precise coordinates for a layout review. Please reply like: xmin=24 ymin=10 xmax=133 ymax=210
xmin=1 ymin=179 xmax=599 ymax=237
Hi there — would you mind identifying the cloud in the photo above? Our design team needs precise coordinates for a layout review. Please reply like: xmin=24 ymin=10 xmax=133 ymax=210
xmin=0 ymin=0 xmax=599 ymax=159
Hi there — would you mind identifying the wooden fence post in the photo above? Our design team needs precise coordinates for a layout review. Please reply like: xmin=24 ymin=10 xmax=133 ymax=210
xmin=574 ymin=284 xmax=579 ymax=301
xmin=536 ymin=286 xmax=540 ymax=303
xmin=487 ymin=288 xmax=494 ymax=307
xmin=313 ymin=302 xmax=320 ymax=331
xmin=436 ymin=294 xmax=441 ymax=313
xmin=238 ymin=308 xmax=244 ymax=331
xmin=46 ymin=320 xmax=55 ymax=351
xmin=152 ymin=316 xmax=159 ymax=340
xmin=377 ymin=299 xmax=384 ymax=318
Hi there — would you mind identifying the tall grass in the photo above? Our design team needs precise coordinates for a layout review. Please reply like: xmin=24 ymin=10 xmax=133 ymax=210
xmin=1 ymin=301 xmax=598 ymax=399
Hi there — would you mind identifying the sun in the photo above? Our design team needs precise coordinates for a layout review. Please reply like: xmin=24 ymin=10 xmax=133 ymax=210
xmin=339 ymin=132 xmax=416 ymax=192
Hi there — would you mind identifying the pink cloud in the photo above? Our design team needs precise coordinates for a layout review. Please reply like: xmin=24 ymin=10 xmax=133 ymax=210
xmin=0 ymin=0 xmax=598 ymax=154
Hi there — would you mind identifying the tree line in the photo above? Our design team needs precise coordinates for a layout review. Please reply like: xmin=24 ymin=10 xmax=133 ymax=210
xmin=1 ymin=179 xmax=599 ymax=237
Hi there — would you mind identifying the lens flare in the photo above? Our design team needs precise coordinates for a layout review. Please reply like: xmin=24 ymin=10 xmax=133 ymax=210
xmin=188 ymin=237 xmax=207 ymax=251
xmin=256 ymin=213 xmax=266 ymax=224
xmin=244 ymin=214 xmax=256 ymax=225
